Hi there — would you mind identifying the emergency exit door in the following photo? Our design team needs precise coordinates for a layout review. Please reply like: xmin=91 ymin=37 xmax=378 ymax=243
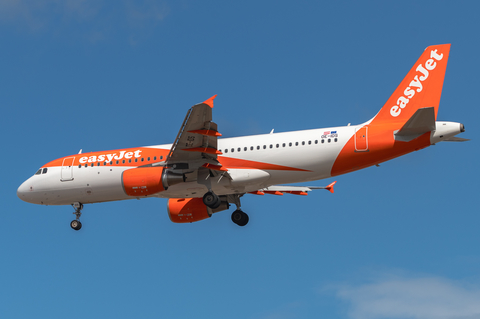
xmin=355 ymin=126 xmax=368 ymax=152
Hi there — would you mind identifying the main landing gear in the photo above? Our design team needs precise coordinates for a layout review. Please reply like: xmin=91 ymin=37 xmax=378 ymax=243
xmin=231 ymin=209 xmax=249 ymax=227
xmin=203 ymin=191 xmax=221 ymax=209
xmin=70 ymin=202 xmax=83 ymax=231
xmin=203 ymin=191 xmax=249 ymax=227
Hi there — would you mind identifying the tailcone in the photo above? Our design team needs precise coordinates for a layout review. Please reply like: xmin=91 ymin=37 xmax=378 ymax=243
xmin=431 ymin=121 xmax=465 ymax=144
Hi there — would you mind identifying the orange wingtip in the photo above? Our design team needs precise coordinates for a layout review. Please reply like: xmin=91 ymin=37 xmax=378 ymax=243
xmin=248 ymin=191 xmax=265 ymax=195
xmin=202 ymin=95 xmax=217 ymax=108
xmin=326 ymin=181 xmax=336 ymax=194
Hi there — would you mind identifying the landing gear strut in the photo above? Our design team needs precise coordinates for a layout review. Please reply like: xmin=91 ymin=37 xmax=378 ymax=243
xmin=70 ymin=202 xmax=83 ymax=231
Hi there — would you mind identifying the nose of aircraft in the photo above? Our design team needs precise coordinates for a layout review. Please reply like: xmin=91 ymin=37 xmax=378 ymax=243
xmin=17 ymin=179 xmax=33 ymax=203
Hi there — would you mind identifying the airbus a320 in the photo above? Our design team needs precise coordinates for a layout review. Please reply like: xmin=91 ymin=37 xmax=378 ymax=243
xmin=17 ymin=44 xmax=467 ymax=230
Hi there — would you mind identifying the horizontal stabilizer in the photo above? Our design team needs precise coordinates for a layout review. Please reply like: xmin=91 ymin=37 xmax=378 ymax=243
xmin=394 ymin=107 xmax=435 ymax=142
xmin=261 ymin=181 xmax=337 ymax=195
xmin=442 ymin=136 xmax=470 ymax=142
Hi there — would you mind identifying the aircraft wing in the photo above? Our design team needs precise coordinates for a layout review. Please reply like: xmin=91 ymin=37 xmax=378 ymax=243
xmin=164 ymin=95 xmax=227 ymax=173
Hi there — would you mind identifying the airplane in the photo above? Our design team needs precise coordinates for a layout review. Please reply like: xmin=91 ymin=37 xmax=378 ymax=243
xmin=17 ymin=44 xmax=467 ymax=230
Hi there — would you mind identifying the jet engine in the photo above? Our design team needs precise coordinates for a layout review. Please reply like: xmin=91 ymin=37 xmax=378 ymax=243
xmin=168 ymin=197 xmax=229 ymax=223
xmin=122 ymin=167 xmax=185 ymax=196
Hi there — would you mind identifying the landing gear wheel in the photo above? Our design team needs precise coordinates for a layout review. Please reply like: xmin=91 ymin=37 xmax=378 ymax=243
xmin=70 ymin=220 xmax=82 ymax=231
xmin=231 ymin=210 xmax=249 ymax=226
xmin=203 ymin=191 xmax=221 ymax=209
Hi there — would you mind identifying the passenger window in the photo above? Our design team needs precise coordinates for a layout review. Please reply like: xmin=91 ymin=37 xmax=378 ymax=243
xmin=263 ymin=145 xmax=266 ymax=149
xmin=302 ymin=141 xmax=305 ymax=145
xmin=129 ymin=159 xmax=132 ymax=163
xmin=85 ymin=164 xmax=88 ymax=168
xmin=110 ymin=161 xmax=113 ymax=165
xmin=244 ymin=147 xmax=247 ymax=151
xmin=225 ymin=149 xmax=228 ymax=153
xmin=231 ymin=148 xmax=234 ymax=153
xmin=78 ymin=165 xmax=81 ymax=168
xmin=322 ymin=140 xmax=325 ymax=144
xmin=250 ymin=146 xmax=254 ymax=151
xmin=141 ymin=158 xmax=144 ymax=162
xmin=289 ymin=142 xmax=292 ymax=147
xmin=116 ymin=161 xmax=119 ymax=164
xmin=282 ymin=143 xmax=286 ymax=147
xmin=328 ymin=139 xmax=331 ymax=143
xmin=154 ymin=156 xmax=157 ymax=161
xmin=269 ymin=145 xmax=273 ymax=149
xmin=97 ymin=163 xmax=100 ymax=166
xmin=276 ymin=144 xmax=279 ymax=148
xmin=135 ymin=158 xmax=138 ymax=162
xmin=122 ymin=160 xmax=125 ymax=164
xmin=104 ymin=162 xmax=107 ymax=166
xmin=257 ymin=146 xmax=260 ymax=150
xmin=160 ymin=156 xmax=163 ymax=160
xmin=91 ymin=163 xmax=94 ymax=167
xmin=295 ymin=142 xmax=299 ymax=146
xmin=315 ymin=140 xmax=318 ymax=144
xmin=334 ymin=138 xmax=338 ymax=142
xmin=148 ymin=157 xmax=150 ymax=161
xmin=308 ymin=141 xmax=311 ymax=145
xmin=238 ymin=148 xmax=241 ymax=152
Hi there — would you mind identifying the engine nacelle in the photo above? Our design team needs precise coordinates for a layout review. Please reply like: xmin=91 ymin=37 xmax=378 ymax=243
xmin=122 ymin=167 xmax=185 ymax=196
xmin=168 ymin=197 xmax=229 ymax=223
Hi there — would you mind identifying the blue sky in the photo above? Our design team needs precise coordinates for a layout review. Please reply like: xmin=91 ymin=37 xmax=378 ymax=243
xmin=1 ymin=1 xmax=479 ymax=318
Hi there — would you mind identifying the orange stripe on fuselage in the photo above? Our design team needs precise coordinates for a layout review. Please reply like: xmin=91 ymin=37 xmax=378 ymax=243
xmin=218 ymin=157 xmax=311 ymax=172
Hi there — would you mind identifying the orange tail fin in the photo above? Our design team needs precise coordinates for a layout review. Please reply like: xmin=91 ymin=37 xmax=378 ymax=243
xmin=370 ymin=44 xmax=451 ymax=128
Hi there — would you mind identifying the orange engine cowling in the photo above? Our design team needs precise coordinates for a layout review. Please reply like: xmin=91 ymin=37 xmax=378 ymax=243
xmin=168 ymin=197 xmax=229 ymax=223
xmin=122 ymin=167 xmax=185 ymax=196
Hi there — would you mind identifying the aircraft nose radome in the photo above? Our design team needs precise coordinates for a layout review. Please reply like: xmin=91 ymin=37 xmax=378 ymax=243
xmin=17 ymin=181 xmax=31 ymax=202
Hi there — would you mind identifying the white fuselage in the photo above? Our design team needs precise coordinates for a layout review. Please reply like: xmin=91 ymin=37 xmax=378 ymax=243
xmin=17 ymin=125 xmax=352 ymax=206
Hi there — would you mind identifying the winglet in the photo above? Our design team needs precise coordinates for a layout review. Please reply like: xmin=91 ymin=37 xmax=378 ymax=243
xmin=202 ymin=95 xmax=217 ymax=108
xmin=326 ymin=181 xmax=336 ymax=194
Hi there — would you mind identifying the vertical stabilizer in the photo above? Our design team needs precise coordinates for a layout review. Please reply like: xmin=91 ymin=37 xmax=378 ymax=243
xmin=370 ymin=44 xmax=450 ymax=128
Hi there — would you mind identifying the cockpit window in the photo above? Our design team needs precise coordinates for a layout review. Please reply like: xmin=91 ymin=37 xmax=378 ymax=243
xmin=35 ymin=169 xmax=42 ymax=175
xmin=42 ymin=168 xmax=48 ymax=174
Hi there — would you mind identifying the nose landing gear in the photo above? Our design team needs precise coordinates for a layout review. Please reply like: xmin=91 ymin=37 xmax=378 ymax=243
xmin=70 ymin=202 xmax=83 ymax=231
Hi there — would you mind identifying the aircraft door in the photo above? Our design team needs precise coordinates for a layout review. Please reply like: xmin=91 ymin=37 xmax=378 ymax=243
xmin=355 ymin=126 xmax=368 ymax=152
xmin=61 ymin=157 xmax=75 ymax=181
